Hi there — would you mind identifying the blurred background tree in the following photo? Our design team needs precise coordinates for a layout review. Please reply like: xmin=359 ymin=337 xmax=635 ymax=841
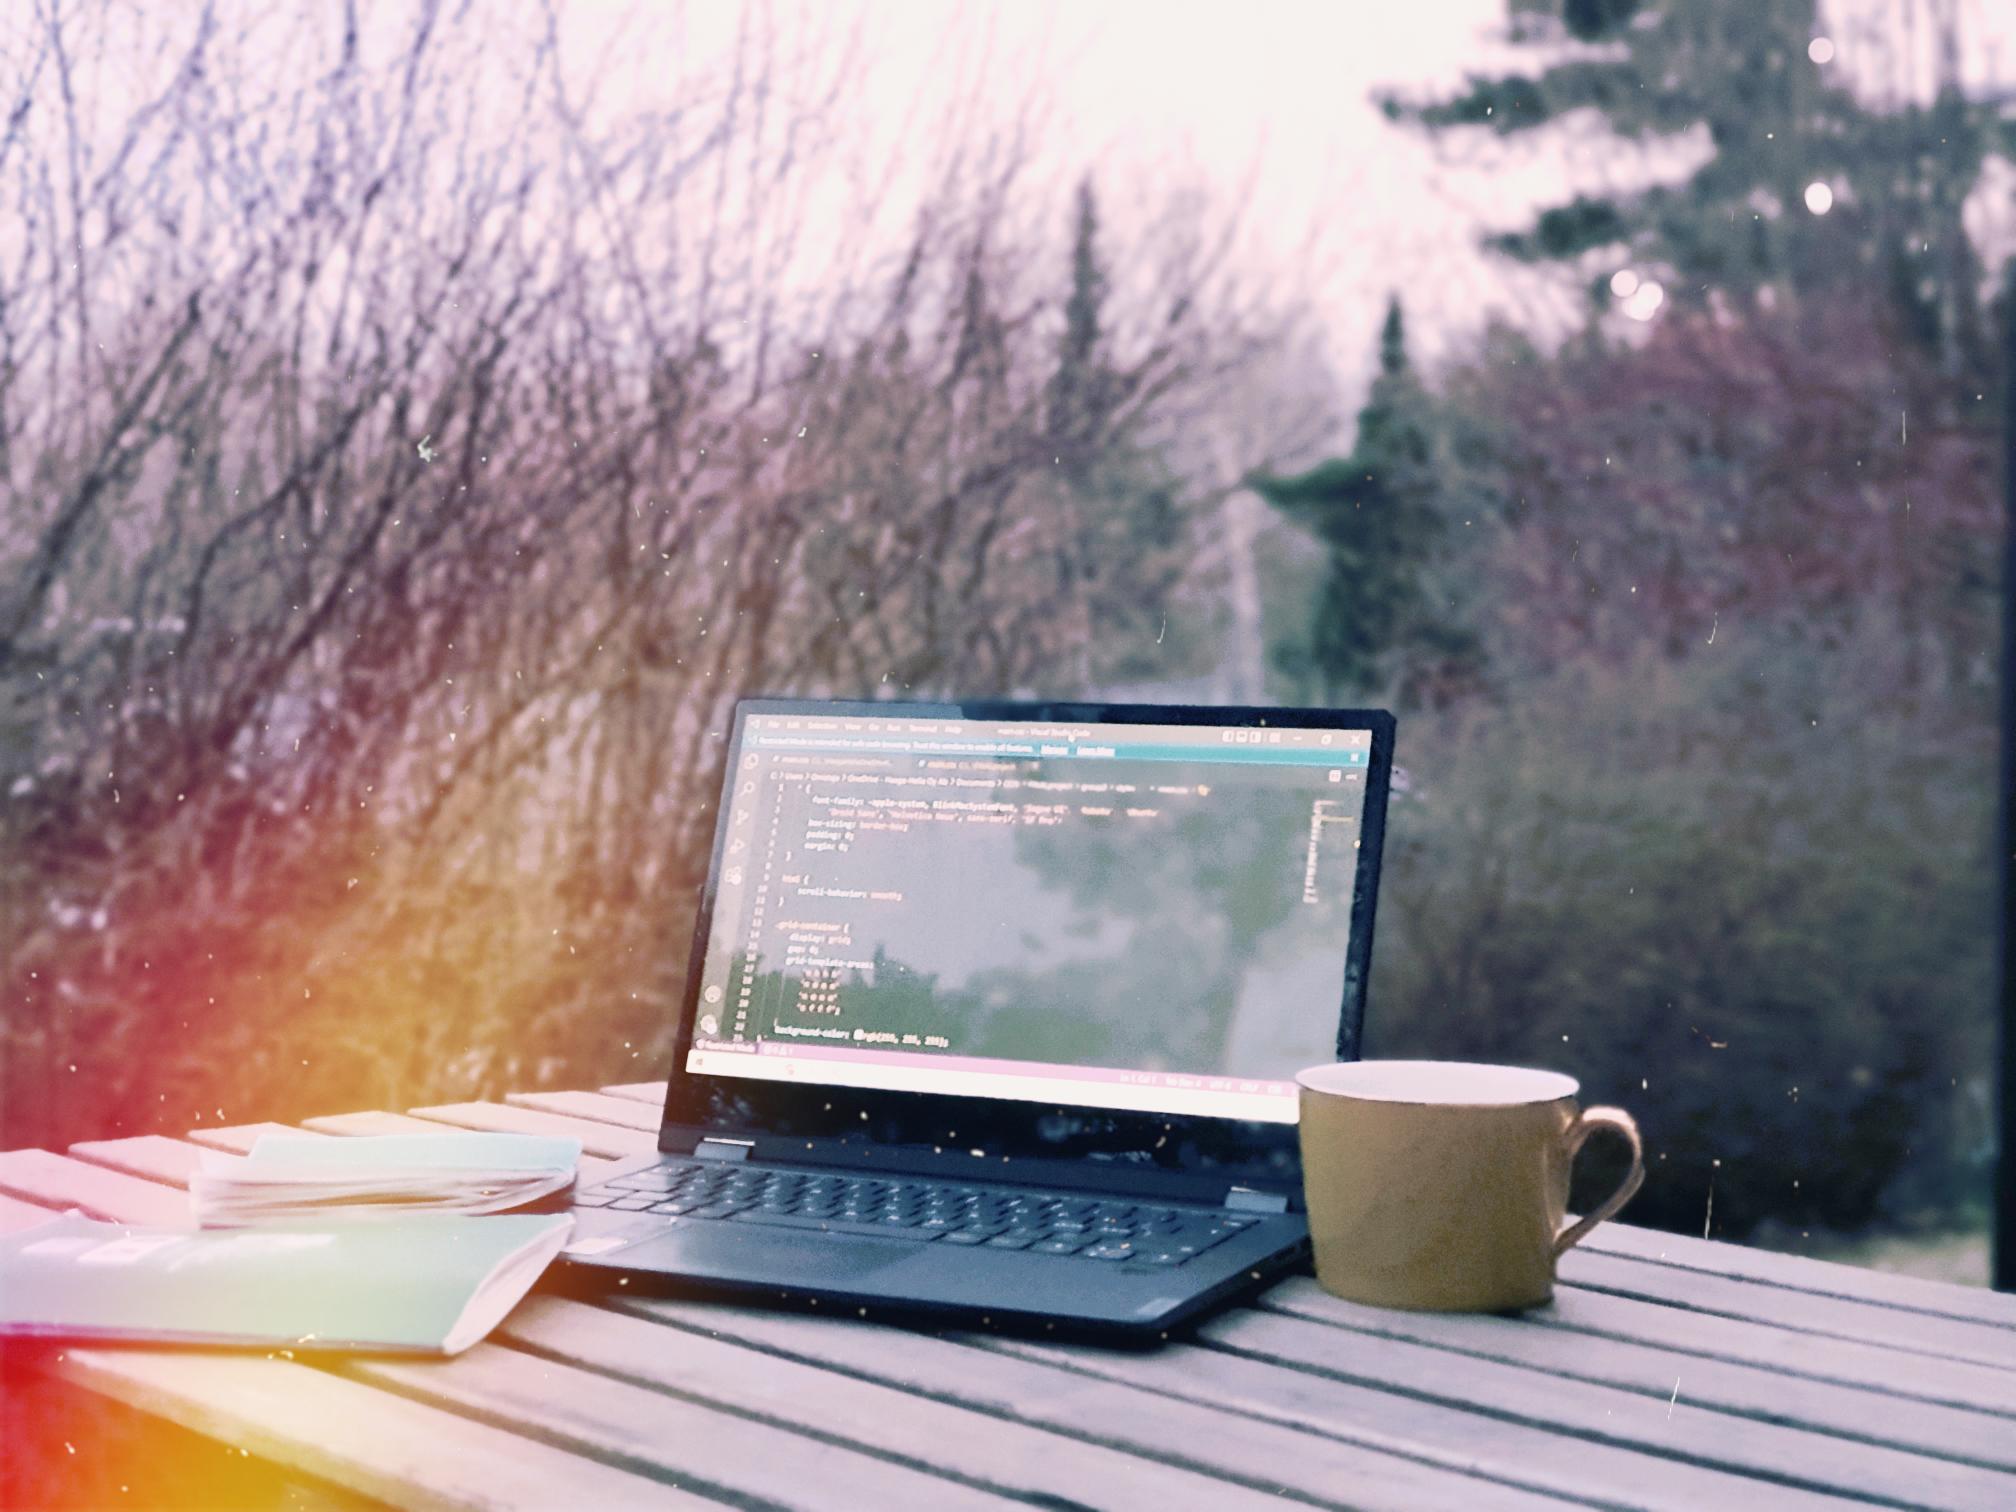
xmin=0 ymin=0 xmax=1301 ymax=1150
xmin=1265 ymin=0 xmax=2010 ymax=1250
xmin=1391 ymin=0 xmax=2009 ymax=382
xmin=1251 ymin=297 xmax=1492 ymax=710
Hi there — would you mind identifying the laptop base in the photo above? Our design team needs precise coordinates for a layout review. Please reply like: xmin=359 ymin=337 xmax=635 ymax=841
xmin=557 ymin=1158 xmax=1308 ymax=1340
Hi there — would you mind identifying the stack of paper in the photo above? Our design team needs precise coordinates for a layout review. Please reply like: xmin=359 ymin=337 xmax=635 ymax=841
xmin=190 ymin=1132 xmax=581 ymax=1225
xmin=1 ymin=1210 xmax=574 ymax=1355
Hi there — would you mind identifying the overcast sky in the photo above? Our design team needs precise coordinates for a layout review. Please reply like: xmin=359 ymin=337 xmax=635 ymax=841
xmin=22 ymin=0 xmax=2012 ymax=404
xmin=548 ymin=0 xmax=2012 ymax=399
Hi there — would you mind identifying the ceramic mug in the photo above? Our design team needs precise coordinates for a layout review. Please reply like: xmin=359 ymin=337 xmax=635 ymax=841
xmin=1296 ymin=1060 xmax=1645 ymax=1312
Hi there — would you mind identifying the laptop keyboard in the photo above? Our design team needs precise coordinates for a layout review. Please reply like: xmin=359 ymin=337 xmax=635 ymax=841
xmin=573 ymin=1161 xmax=1263 ymax=1267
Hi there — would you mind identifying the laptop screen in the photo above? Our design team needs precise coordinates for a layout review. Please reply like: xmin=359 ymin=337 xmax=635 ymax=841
xmin=683 ymin=706 xmax=1380 ymax=1126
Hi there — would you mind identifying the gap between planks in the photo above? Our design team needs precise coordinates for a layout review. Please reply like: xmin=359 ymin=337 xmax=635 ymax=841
xmin=611 ymin=1292 xmax=1828 ymax=1512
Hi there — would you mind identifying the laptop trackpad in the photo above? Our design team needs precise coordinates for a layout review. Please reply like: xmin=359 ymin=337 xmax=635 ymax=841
xmin=627 ymin=1218 xmax=918 ymax=1281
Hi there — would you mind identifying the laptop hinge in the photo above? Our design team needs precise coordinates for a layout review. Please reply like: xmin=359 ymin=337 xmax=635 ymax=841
xmin=694 ymin=1137 xmax=754 ymax=1163
xmin=1224 ymin=1186 xmax=1290 ymax=1215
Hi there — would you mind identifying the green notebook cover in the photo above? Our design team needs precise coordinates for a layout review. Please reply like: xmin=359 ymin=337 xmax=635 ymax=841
xmin=0 ymin=1211 xmax=573 ymax=1356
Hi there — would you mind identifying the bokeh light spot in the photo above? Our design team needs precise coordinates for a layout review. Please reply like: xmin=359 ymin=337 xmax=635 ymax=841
xmin=1622 ymin=280 xmax=1665 ymax=321
xmin=1804 ymin=181 xmax=1834 ymax=215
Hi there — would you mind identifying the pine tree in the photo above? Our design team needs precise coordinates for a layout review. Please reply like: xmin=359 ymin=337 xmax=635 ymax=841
xmin=1048 ymin=177 xmax=1113 ymax=474
xmin=1387 ymin=0 xmax=2013 ymax=378
xmin=1252 ymin=297 xmax=1482 ymax=705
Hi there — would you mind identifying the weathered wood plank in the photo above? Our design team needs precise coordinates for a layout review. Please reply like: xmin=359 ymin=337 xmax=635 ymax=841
xmin=615 ymin=1294 xmax=1794 ymax=1511
xmin=358 ymin=1341 xmax=1034 ymax=1512
xmin=500 ymin=1295 xmax=1324 ymax=1511
xmin=978 ymin=1328 xmax=1863 ymax=1511
xmin=52 ymin=1348 xmax=704 ymax=1511
xmin=0 ymin=1150 xmax=193 ymax=1227
xmin=598 ymin=1083 xmax=667 ymax=1105
xmin=187 ymin=1122 xmax=318 ymax=1154
xmin=0 ymin=1190 xmax=61 ymax=1231
xmin=300 ymin=1110 xmax=463 ymax=1137
xmin=1213 ymin=1295 xmax=2016 ymax=1506
xmin=1534 ymin=1282 xmax=2016 ymax=1419
xmin=1255 ymin=1277 xmax=2016 ymax=1471
xmin=70 ymin=1135 xmax=237 ymax=1187
xmin=406 ymin=1102 xmax=655 ymax=1160
xmin=505 ymin=1090 xmax=660 ymax=1132
xmin=1587 ymin=1224 xmax=2016 ymax=1331
xmin=1561 ymin=1249 xmax=2016 ymax=1371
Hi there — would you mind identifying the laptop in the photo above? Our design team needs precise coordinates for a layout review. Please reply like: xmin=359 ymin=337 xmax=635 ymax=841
xmin=560 ymin=697 xmax=1395 ymax=1338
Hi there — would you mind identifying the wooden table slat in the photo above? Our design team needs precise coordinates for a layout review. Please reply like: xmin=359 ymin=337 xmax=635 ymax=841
xmin=1586 ymin=1223 xmax=2016 ymax=1330
xmin=405 ymin=1102 xmax=656 ymax=1160
xmin=355 ymin=1340 xmax=1030 ymax=1512
xmin=300 ymin=1110 xmax=467 ymax=1137
xmin=1209 ymin=1296 xmax=2016 ymax=1507
xmin=982 ymin=1328 xmax=1873 ymax=1512
xmin=1561 ymin=1248 xmax=2016 ymax=1370
xmin=67 ymin=1134 xmax=215 ymax=1187
xmin=53 ymin=1347 xmax=708 ymax=1511
xmin=500 ymin=1295 xmax=1359 ymax=1512
xmin=505 ymin=1090 xmax=661 ymax=1132
xmin=1254 ymin=1276 xmax=2016 ymax=1471
xmin=618 ymin=1295 xmax=1822 ymax=1512
xmin=597 ymin=1082 xmax=668 ymax=1105
xmin=1539 ymin=1282 xmax=2016 ymax=1419
xmin=186 ymin=1121 xmax=320 ymax=1154
xmin=0 ymin=1149 xmax=194 ymax=1227
xmin=0 ymin=1189 xmax=63 ymax=1231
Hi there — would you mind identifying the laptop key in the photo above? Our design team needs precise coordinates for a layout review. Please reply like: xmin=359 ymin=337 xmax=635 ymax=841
xmin=1083 ymin=1244 xmax=1134 ymax=1261
xmin=609 ymin=1197 xmax=657 ymax=1211
xmin=686 ymin=1201 xmax=754 ymax=1220
xmin=1034 ymin=1236 xmax=1094 ymax=1255
xmin=985 ymin=1233 xmax=1038 ymax=1250
xmin=728 ymin=1211 xmax=939 ymax=1242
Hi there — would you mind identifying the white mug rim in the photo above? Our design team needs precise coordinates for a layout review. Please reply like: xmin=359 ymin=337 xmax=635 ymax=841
xmin=1295 ymin=1059 xmax=1580 ymax=1108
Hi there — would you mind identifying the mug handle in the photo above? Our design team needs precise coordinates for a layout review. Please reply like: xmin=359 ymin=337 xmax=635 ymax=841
xmin=1552 ymin=1106 xmax=1646 ymax=1259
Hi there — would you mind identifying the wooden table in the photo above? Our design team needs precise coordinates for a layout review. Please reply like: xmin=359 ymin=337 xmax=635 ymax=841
xmin=5 ymin=1084 xmax=2014 ymax=1510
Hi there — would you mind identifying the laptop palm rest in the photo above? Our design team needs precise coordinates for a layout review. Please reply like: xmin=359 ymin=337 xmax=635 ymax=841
xmin=612 ymin=1218 xmax=919 ymax=1282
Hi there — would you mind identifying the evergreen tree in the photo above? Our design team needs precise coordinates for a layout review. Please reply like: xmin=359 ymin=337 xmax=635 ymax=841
xmin=1037 ymin=178 xmax=1201 ymax=687
xmin=1387 ymin=0 xmax=2013 ymax=378
xmin=1048 ymin=177 xmax=1114 ymax=473
xmin=1252 ymin=298 xmax=1482 ymax=706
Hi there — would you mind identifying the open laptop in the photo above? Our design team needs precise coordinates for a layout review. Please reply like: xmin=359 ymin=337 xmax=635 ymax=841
xmin=560 ymin=698 xmax=1395 ymax=1337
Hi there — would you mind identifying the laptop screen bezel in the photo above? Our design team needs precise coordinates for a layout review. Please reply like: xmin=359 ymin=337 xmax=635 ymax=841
xmin=657 ymin=697 xmax=1395 ymax=1201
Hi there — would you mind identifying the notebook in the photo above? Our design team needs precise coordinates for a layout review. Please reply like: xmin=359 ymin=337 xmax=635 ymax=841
xmin=190 ymin=1132 xmax=581 ymax=1224
xmin=0 ymin=1211 xmax=573 ymax=1355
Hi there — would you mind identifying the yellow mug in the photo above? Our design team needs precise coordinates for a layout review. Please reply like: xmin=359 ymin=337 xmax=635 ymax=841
xmin=1295 ymin=1060 xmax=1644 ymax=1312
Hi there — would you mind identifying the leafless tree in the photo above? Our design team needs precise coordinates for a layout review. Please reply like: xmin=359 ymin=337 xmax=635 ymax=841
xmin=0 ymin=0 xmax=1319 ymax=1143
